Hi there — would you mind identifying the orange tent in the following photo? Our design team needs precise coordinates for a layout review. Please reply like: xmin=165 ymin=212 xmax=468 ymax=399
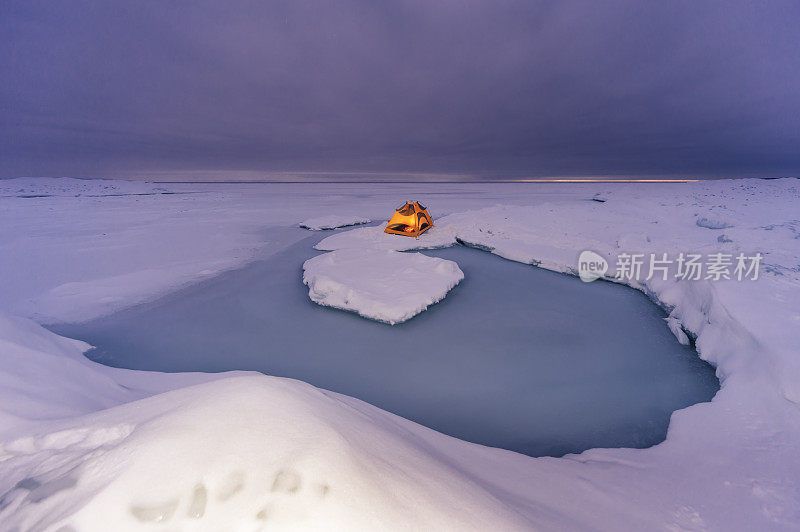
xmin=384 ymin=201 xmax=434 ymax=237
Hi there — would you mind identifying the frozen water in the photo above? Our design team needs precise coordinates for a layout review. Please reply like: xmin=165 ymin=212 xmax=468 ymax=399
xmin=50 ymin=232 xmax=718 ymax=457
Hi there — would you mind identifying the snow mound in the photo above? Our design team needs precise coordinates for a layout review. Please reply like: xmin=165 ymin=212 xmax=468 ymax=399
xmin=315 ymin=223 xmax=456 ymax=251
xmin=0 ymin=375 xmax=528 ymax=531
xmin=303 ymin=249 xmax=463 ymax=324
xmin=299 ymin=215 xmax=371 ymax=230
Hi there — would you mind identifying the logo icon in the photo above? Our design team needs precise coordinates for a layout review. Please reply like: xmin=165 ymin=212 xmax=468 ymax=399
xmin=578 ymin=250 xmax=608 ymax=282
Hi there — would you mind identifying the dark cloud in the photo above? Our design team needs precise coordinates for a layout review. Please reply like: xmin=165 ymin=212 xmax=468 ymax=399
xmin=1 ymin=0 xmax=799 ymax=179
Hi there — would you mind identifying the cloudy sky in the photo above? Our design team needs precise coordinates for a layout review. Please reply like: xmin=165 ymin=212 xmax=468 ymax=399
xmin=1 ymin=0 xmax=798 ymax=180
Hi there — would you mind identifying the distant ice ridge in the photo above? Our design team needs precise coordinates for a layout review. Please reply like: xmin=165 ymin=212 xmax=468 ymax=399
xmin=0 ymin=177 xmax=172 ymax=198
xmin=303 ymin=249 xmax=463 ymax=324
xmin=299 ymin=214 xmax=371 ymax=230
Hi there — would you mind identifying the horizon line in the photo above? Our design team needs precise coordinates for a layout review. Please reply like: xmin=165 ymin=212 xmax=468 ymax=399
xmin=149 ymin=178 xmax=702 ymax=184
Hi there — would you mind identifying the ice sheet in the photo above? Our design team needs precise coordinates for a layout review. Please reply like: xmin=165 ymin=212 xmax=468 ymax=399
xmin=1 ymin=177 xmax=799 ymax=530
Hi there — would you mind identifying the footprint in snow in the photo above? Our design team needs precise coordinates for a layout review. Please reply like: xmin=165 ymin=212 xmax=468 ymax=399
xmin=129 ymin=468 xmax=331 ymax=524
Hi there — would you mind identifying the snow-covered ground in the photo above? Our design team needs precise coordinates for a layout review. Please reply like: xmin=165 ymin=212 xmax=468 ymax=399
xmin=1 ymin=177 xmax=799 ymax=530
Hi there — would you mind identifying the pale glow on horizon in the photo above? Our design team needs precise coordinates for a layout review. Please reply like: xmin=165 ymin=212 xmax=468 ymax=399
xmin=501 ymin=178 xmax=700 ymax=183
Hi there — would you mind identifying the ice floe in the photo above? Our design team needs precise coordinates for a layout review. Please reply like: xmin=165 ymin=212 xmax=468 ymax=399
xmin=303 ymin=249 xmax=463 ymax=324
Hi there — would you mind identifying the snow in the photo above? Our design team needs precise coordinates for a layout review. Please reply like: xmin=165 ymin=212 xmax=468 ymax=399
xmin=303 ymin=249 xmax=463 ymax=324
xmin=0 ymin=313 xmax=226 ymax=440
xmin=299 ymin=214 xmax=371 ymax=230
xmin=1 ymin=176 xmax=799 ymax=529
xmin=1 ymin=375 xmax=530 ymax=531
xmin=315 ymin=222 xmax=457 ymax=251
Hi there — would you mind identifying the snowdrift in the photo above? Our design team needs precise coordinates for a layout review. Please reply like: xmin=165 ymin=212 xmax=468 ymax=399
xmin=1 ymin=371 xmax=529 ymax=531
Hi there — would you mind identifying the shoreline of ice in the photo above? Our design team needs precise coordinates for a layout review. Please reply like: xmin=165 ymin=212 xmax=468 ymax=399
xmin=299 ymin=214 xmax=372 ymax=230
xmin=1 ymin=177 xmax=799 ymax=530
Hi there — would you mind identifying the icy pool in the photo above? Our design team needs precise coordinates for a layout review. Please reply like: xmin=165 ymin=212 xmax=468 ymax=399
xmin=50 ymin=231 xmax=719 ymax=457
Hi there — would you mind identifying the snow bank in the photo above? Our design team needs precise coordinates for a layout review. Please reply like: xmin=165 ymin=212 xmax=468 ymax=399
xmin=303 ymin=249 xmax=463 ymax=324
xmin=0 ymin=312 xmax=228 ymax=440
xmin=0 ymin=313 xmax=129 ymax=430
xmin=299 ymin=214 xmax=371 ymax=230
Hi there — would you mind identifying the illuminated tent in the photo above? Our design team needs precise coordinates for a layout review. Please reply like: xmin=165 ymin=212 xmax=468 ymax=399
xmin=384 ymin=201 xmax=434 ymax=237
